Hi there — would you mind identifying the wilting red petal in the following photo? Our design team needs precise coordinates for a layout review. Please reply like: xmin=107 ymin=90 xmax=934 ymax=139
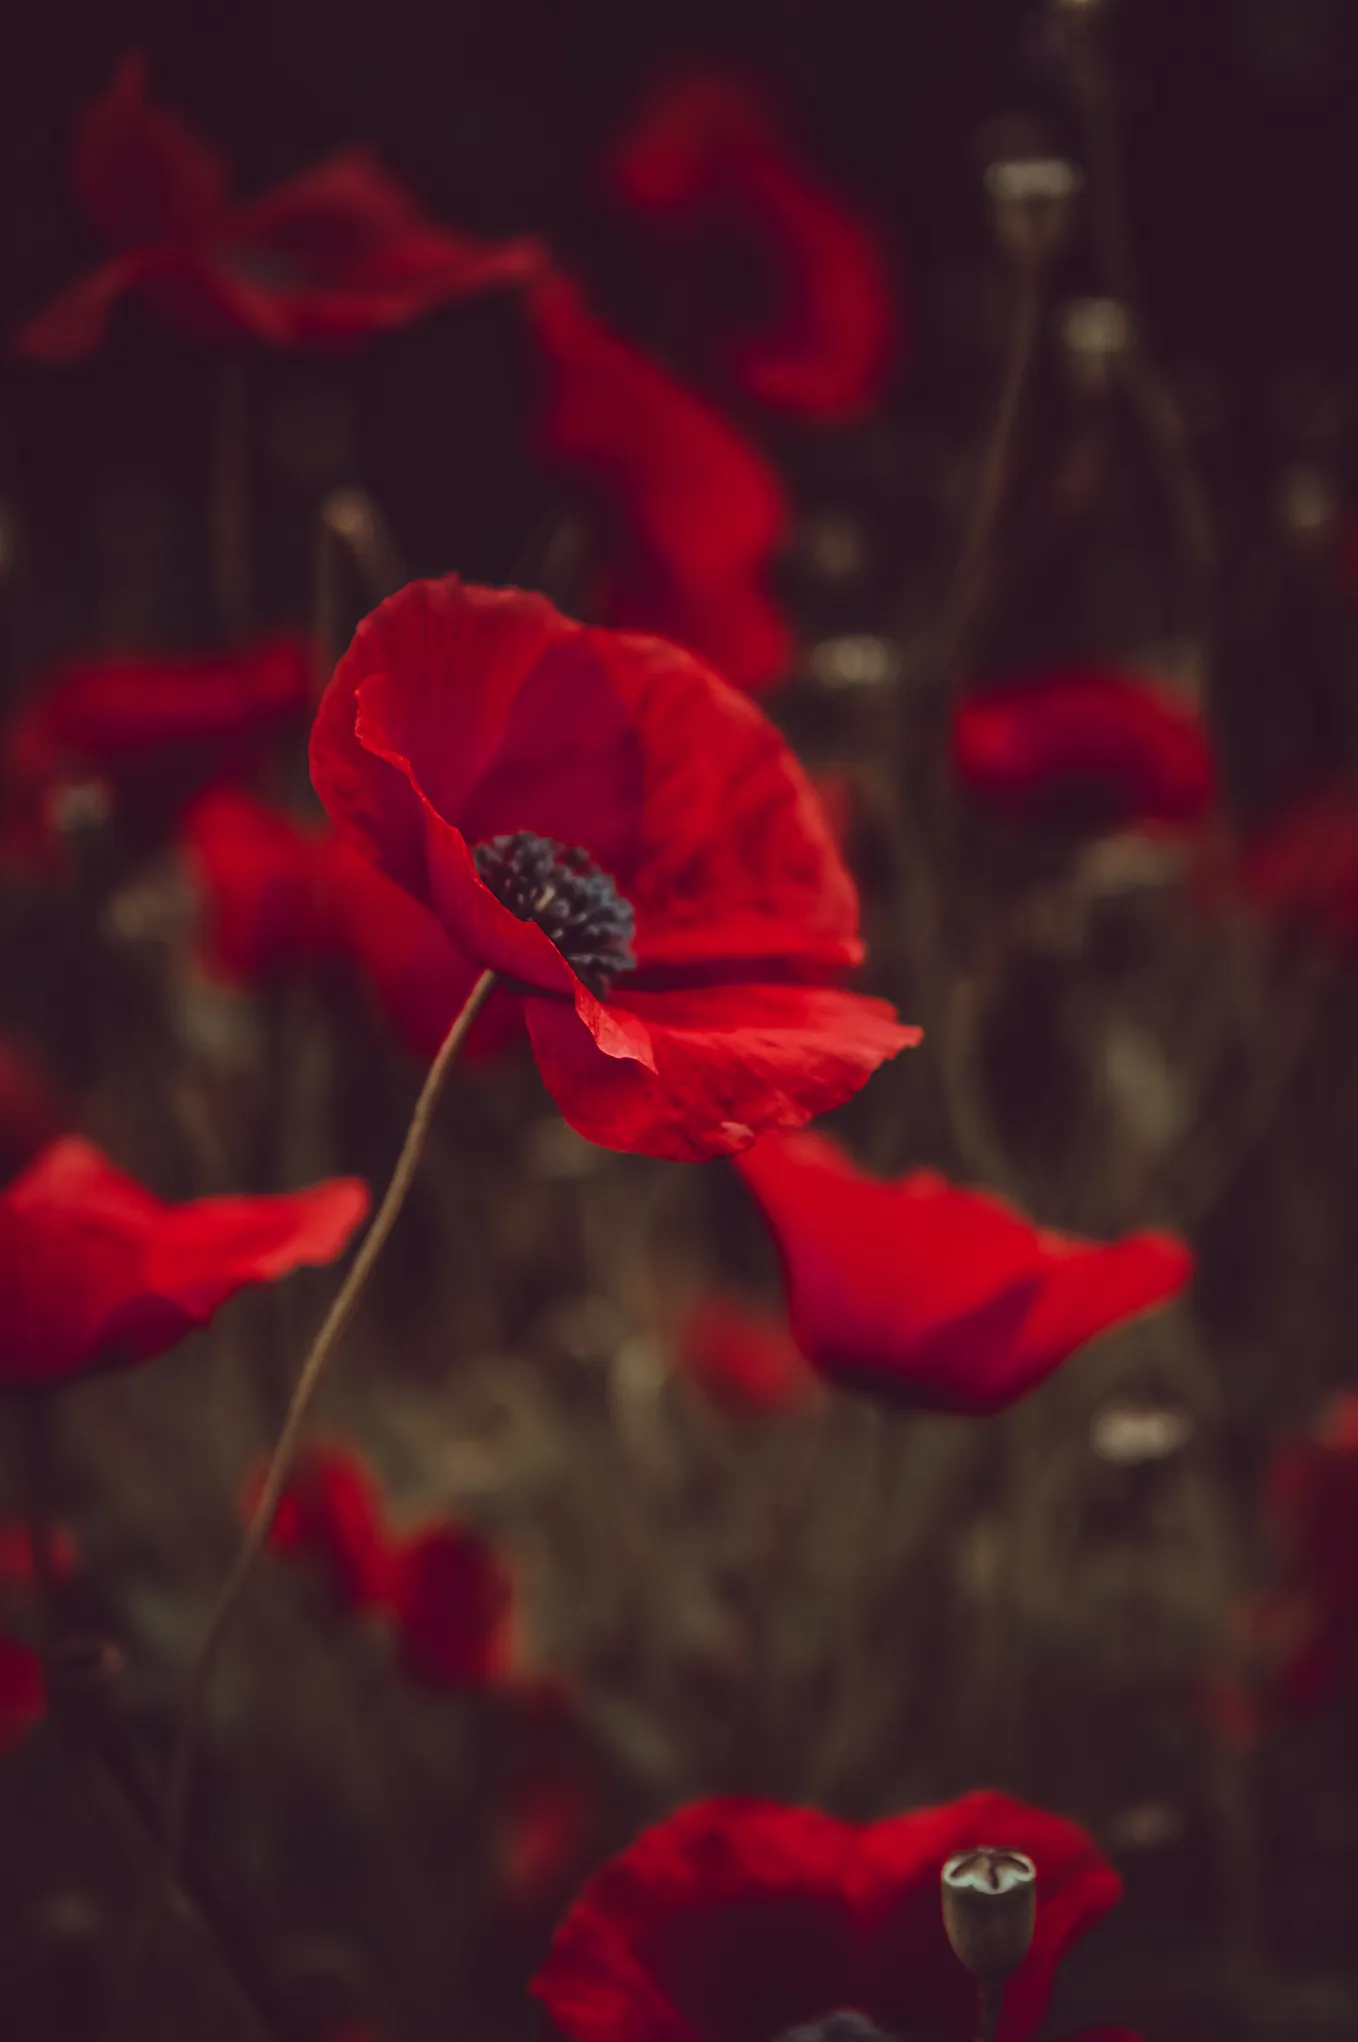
xmin=611 ymin=73 xmax=898 ymax=421
xmin=735 ymin=1131 xmax=1192 ymax=1410
xmin=526 ymin=984 xmax=915 ymax=1163
xmin=0 ymin=1137 xmax=369 ymax=1387
xmin=0 ymin=1636 xmax=44 ymax=1752
xmin=393 ymin=1522 xmax=516 ymax=1689
xmin=533 ymin=1792 xmax=1125 ymax=2042
xmin=256 ymin=1442 xmax=397 ymax=1610
xmin=72 ymin=51 xmax=228 ymax=247
xmin=952 ymin=670 xmax=1214 ymax=832
xmin=526 ymin=271 xmax=792 ymax=693
xmin=678 ymin=1295 xmax=821 ymax=1416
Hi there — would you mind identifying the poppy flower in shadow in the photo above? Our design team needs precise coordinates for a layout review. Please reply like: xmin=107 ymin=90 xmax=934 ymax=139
xmin=610 ymin=72 xmax=898 ymax=421
xmin=952 ymin=670 xmax=1214 ymax=833
xmin=0 ymin=1137 xmax=369 ymax=1388
xmin=0 ymin=1636 xmax=44 ymax=1752
xmin=4 ymin=637 xmax=312 ymax=859
xmin=16 ymin=54 xmax=546 ymax=360
xmin=532 ymin=1792 xmax=1133 ymax=2042
xmin=734 ymin=1131 xmax=1192 ymax=1411
xmin=310 ymin=577 xmax=915 ymax=1160
xmin=525 ymin=271 xmax=793 ymax=694
xmin=1236 ymin=785 xmax=1358 ymax=940
xmin=259 ymin=1441 xmax=516 ymax=1692
xmin=679 ymin=1293 xmax=822 ymax=1417
xmin=182 ymin=787 xmax=515 ymax=1061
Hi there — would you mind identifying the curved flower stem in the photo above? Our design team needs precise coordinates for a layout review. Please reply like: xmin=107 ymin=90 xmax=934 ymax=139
xmin=162 ymin=966 xmax=497 ymax=1879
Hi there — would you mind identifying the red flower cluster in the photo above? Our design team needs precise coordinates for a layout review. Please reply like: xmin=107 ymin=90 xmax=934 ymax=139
xmin=0 ymin=1137 xmax=368 ymax=1387
xmin=260 ymin=1442 xmax=515 ymax=1691
xmin=3 ymin=637 xmax=312 ymax=860
xmin=952 ymin=670 xmax=1215 ymax=833
xmin=735 ymin=1131 xmax=1193 ymax=1412
xmin=611 ymin=72 xmax=898 ymax=421
xmin=526 ymin=272 xmax=792 ymax=694
xmin=679 ymin=1294 xmax=822 ymax=1417
xmin=310 ymin=578 xmax=914 ymax=1160
xmin=532 ymin=1792 xmax=1134 ymax=2042
xmin=16 ymin=55 xmax=545 ymax=359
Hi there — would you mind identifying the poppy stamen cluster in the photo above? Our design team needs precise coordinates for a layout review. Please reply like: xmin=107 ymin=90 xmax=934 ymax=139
xmin=471 ymin=831 xmax=637 ymax=996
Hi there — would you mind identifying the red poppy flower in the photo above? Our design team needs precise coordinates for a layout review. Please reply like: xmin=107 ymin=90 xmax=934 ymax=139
xmin=610 ymin=72 xmax=898 ymax=421
xmin=261 ymin=1441 xmax=516 ymax=1692
xmin=1236 ymin=786 xmax=1358 ymax=940
xmin=952 ymin=670 xmax=1214 ymax=833
xmin=525 ymin=272 xmax=793 ymax=694
xmin=734 ymin=1131 xmax=1192 ymax=1411
xmin=182 ymin=788 xmax=512 ymax=1061
xmin=0 ymin=1636 xmax=44 ymax=1753
xmin=3 ymin=636 xmax=312 ymax=859
xmin=679 ymin=1294 xmax=822 ymax=1416
xmin=532 ymin=1791 xmax=1133 ymax=2042
xmin=309 ymin=577 xmax=914 ymax=1161
xmin=0 ymin=1137 xmax=369 ymax=1389
xmin=16 ymin=54 xmax=546 ymax=360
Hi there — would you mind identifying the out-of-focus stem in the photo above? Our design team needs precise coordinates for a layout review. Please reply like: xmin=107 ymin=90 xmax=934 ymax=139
xmin=162 ymin=966 xmax=497 ymax=1882
xmin=211 ymin=361 xmax=253 ymax=641
xmin=312 ymin=487 xmax=406 ymax=686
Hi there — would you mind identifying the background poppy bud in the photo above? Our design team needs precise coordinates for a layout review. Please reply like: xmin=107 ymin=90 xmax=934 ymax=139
xmin=984 ymin=158 xmax=1082 ymax=267
xmin=1059 ymin=296 xmax=1133 ymax=395
xmin=940 ymin=1845 xmax=1037 ymax=1979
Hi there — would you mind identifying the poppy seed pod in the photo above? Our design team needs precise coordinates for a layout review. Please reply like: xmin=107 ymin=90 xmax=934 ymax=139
xmin=940 ymin=1846 xmax=1038 ymax=1978
xmin=984 ymin=158 xmax=1082 ymax=267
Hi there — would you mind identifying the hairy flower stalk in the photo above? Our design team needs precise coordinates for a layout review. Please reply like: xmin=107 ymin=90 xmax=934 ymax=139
xmin=161 ymin=966 xmax=497 ymax=1888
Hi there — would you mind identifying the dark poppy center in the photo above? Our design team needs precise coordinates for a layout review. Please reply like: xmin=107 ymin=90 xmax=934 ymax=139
xmin=777 ymin=2012 xmax=900 ymax=2042
xmin=471 ymin=831 xmax=637 ymax=997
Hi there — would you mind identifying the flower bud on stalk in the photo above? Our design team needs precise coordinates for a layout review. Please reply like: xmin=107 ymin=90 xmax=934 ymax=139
xmin=940 ymin=1847 xmax=1037 ymax=2042
xmin=984 ymin=158 xmax=1082 ymax=268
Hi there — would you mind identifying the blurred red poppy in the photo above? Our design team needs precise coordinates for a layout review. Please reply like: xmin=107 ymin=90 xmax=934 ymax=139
xmin=310 ymin=577 xmax=915 ymax=1160
xmin=611 ymin=72 xmax=898 ymax=421
xmin=679 ymin=1293 xmax=822 ymax=1416
xmin=734 ymin=1131 xmax=1192 ymax=1411
xmin=525 ymin=271 xmax=793 ymax=694
xmin=261 ymin=1441 xmax=516 ymax=1693
xmin=3 ymin=637 xmax=312 ymax=859
xmin=532 ymin=1791 xmax=1133 ymax=2042
xmin=0 ymin=1137 xmax=369 ymax=1388
xmin=16 ymin=54 xmax=546 ymax=360
xmin=0 ymin=1521 xmax=75 ymax=1586
xmin=1236 ymin=785 xmax=1358 ymax=940
xmin=952 ymin=670 xmax=1214 ymax=832
xmin=182 ymin=787 xmax=514 ymax=1061
xmin=501 ymin=1772 xmax=596 ymax=1914
xmin=1259 ymin=1395 xmax=1358 ymax=1715
xmin=0 ymin=1636 xmax=44 ymax=1753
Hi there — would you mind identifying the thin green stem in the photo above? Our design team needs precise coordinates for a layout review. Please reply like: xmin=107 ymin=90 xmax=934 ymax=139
xmin=162 ymin=966 xmax=497 ymax=1879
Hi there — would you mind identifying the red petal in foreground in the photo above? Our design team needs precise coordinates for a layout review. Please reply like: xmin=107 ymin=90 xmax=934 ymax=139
xmin=16 ymin=55 xmax=546 ymax=359
xmin=532 ymin=1791 xmax=1128 ymax=2042
xmin=525 ymin=272 xmax=792 ymax=694
xmin=0 ymin=1138 xmax=369 ymax=1388
xmin=611 ymin=72 xmax=898 ymax=421
xmin=678 ymin=1294 xmax=822 ymax=1416
xmin=0 ymin=1636 xmax=44 ymax=1752
xmin=735 ymin=1131 xmax=1192 ymax=1411
xmin=952 ymin=670 xmax=1215 ymax=833
xmin=311 ymin=577 xmax=915 ymax=1160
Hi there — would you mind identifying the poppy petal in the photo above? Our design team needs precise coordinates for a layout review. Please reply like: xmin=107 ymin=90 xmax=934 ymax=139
xmin=525 ymin=985 xmax=916 ymax=1162
xmin=73 ymin=52 xmax=229 ymax=249
xmin=0 ymin=1636 xmax=44 ymax=1752
xmin=735 ymin=1132 xmax=1192 ymax=1410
